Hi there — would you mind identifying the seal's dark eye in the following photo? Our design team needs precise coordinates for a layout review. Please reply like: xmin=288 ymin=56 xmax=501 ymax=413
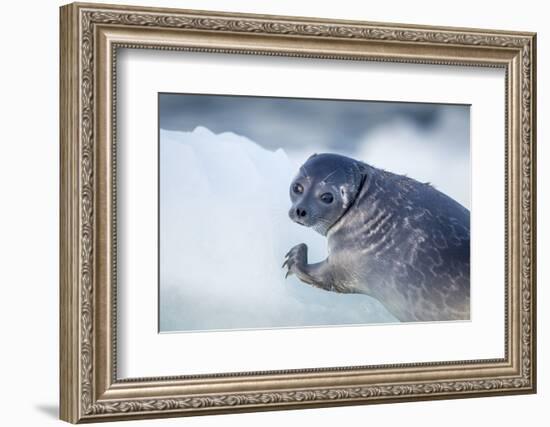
xmin=320 ymin=192 xmax=334 ymax=204
xmin=292 ymin=183 xmax=303 ymax=194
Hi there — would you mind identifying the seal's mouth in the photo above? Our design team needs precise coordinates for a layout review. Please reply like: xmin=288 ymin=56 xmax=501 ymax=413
xmin=288 ymin=209 xmax=312 ymax=227
xmin=291 ymin=217 xmax=307 ymax=227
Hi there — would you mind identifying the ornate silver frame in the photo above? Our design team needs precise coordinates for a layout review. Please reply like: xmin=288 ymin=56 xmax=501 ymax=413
xmin=60 ymin=2 xmax=537 ymax=423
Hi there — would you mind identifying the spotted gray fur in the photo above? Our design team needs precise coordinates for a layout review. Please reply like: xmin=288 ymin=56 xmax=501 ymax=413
xmin=283 ymin=153 xmax=470 ymax=322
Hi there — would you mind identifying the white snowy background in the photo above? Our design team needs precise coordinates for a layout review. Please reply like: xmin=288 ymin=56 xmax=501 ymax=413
xmin=159 ymin=98 xmax=470 ymax=332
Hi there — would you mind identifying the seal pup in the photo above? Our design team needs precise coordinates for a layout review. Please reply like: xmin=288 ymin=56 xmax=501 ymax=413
xmin=283 ymin=153 xmax=470 ymax=322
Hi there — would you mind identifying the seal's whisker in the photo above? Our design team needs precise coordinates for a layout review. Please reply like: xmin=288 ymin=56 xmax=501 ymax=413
xmin=321 ymin=169 xmax=339 ymax=184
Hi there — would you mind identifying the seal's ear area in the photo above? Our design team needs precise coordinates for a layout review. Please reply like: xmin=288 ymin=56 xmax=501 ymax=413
xmin=340 ymin=185 xmax=351 ymax=209
xmin=307 ymin=153 xmax=318 ymax=161
xmin=340 ymin=163 xmax=367 ymax=209
xmin=340 ymin=183 xmax=357 ymax=209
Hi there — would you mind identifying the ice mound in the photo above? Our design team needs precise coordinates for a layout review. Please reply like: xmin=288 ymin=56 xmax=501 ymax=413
xmin=160 ymin=127 xmax=397 ymax=332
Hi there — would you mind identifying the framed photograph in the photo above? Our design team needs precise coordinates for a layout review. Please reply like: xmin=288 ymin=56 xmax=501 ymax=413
xmin=59 ymin=2 xmax=537 ymax=423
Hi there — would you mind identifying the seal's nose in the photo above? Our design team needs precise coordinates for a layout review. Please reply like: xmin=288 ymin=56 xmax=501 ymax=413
xmin=296 ymin=208 xmax=307 ymax=218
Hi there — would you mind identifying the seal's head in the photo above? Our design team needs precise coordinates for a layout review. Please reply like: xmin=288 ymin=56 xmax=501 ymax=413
xmin=288 ymin=153 xmax=366 ymax=236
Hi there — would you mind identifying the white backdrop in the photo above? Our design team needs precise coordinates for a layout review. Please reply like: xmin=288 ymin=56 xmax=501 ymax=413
xmin=117 ymin=50 xmax=504 ymax=378
xmin=0 ymin=0 xmax=546 ymax=426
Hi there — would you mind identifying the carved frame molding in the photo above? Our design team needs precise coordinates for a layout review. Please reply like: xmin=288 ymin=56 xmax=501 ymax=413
xmin=60 ymin=2 xmax=536 ymax=423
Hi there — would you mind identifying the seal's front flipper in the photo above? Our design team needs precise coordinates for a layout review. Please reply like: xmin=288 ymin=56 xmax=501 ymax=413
xmin=282 ymin=243 xmax=335 ymax=292
xmin=282 ymin=243 xmax=308 ymax=279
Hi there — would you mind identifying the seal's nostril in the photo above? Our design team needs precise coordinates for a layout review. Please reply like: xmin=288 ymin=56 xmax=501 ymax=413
xmin=296 ymin=208 xmax=307 ymax=217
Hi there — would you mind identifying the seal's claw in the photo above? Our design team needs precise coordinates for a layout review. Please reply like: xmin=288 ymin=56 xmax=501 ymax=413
xmin=283 ymin=243 xmax=309 ymax=279
xmin=284 ymin=258 xmax=295 ymax=271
